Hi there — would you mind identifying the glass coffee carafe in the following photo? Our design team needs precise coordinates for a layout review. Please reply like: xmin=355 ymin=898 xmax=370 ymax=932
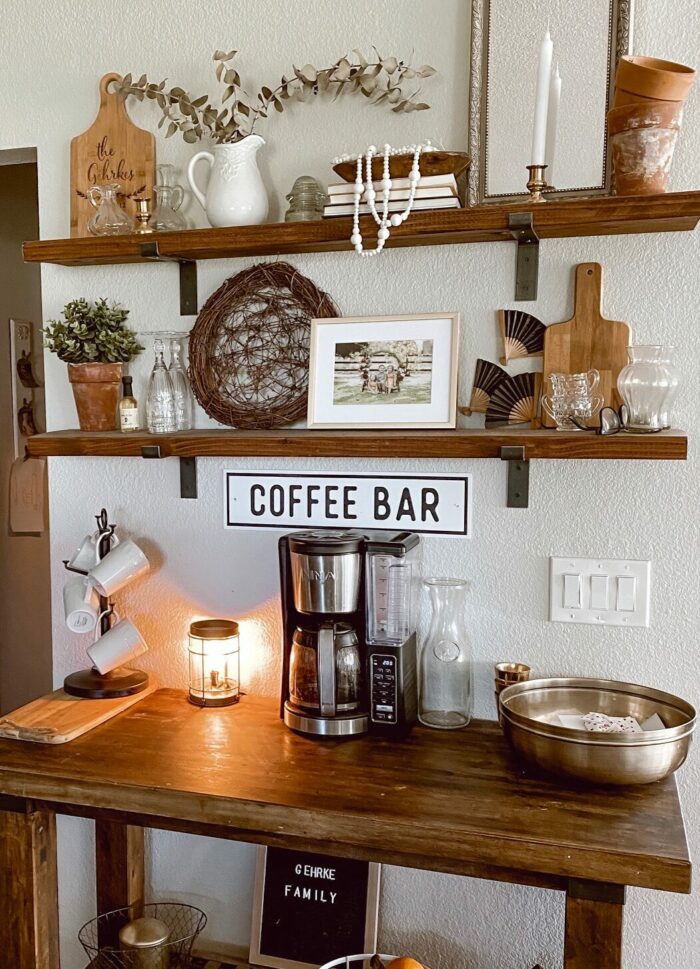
xmin=289 ymin=623 xmax=362 ymax=715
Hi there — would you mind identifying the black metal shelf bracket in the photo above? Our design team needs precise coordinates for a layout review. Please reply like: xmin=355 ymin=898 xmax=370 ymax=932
xmin=508 ymin=213 xmax=540 ymax=302
xmin=141 ymin=444 xmax=197 ymax=499
xmin=500 ymin=445 xmax=530 ymax=508
xmin=138 ymin=240 xmax=198 ymax=316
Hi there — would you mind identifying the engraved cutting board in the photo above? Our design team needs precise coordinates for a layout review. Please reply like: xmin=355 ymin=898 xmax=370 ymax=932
xmin=70 ymin=72 xmax=155 ymax=237
xmin=0 ymin=681 xmax=157 ymax=744
xmin=541 ymin=262 xmax=631 ymax=427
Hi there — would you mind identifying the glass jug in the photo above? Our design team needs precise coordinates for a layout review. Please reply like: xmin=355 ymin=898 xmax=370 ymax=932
xmin=289 ymin=624 xmax=362 ymax=715
xmin=87 ymin=183 xmax=135 ymax=235
xmin=168 ymin=336 xmax=193 ymax=430
xmin=419 ymin=578 xmax=472 ymax=729
xmin=150 ymin=164 xmax=187 ymax=231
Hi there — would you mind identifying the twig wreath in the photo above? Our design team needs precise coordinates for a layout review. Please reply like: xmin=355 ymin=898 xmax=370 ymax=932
xmin=188 ymin=261 xmax=339 ymax=429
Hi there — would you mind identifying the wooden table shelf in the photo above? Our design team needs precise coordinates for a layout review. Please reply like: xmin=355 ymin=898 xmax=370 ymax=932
xmin=0 ymin=690 xmax=691 ymax=969
xmin=22 ymin=192 xmax=700 ymax=266
xmin=26 ymin=427 xmax=689 ymax=461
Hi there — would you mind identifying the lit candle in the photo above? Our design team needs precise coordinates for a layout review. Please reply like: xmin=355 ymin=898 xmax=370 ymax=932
xmin=544 ymin=64 xmax=562 ymax=185
xmin=531 ymin=30 xmax=554 ymax=167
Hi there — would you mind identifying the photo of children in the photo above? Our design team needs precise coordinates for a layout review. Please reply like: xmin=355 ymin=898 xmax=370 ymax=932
xmin=332 ymin=339 xmax=433 ymax=406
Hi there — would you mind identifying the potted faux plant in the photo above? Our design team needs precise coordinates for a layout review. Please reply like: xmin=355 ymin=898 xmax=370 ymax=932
xmin=117 ymin=49 xmax=435 ymax=227
xmin=44 ymin=299 xmax=143 ymax=431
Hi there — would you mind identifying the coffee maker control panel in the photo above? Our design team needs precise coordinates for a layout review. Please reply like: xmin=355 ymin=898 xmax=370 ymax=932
xmin=370 ymin=653 xmax=398 ymax=725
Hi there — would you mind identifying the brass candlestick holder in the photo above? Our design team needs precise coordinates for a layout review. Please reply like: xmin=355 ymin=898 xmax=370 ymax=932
xmin=134 ymin=196 xmax=154 ymax=234
xmin=526 ymin=164 xmax=549 ymax=202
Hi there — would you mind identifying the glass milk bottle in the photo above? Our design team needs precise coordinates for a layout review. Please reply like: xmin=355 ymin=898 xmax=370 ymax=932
xmin=419 ymin=578 xmax=472 ymax=729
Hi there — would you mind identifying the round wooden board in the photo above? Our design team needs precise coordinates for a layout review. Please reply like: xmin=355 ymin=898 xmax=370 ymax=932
xmin=333 ymin=150 xmax=470 ymax=183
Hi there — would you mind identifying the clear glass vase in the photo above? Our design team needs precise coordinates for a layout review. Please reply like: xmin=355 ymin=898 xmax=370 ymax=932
xmin=419 ymin=578 xmax=472 ymax=729
xmin=168 ymin=336 xmax=193 ymax=430
xmin=617 ymin=346 xmax=672 ymax=433
xmin=150 ymin=164 xmax=187 ymax=231
xmin=146 ymin=339 xmax=176 ymax=434
xmin=658 ymin=347 xmax=680 ymax=430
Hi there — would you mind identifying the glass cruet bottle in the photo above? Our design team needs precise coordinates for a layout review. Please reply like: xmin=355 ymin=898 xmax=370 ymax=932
xmin=168 ymin=336 xmax=193 ymax=430
xmin=419 ymin=578 xmax=472 ymax=729
xmin=87 ymin=183 xmax=135 ymax=235
xmin=146 ymin=339 xmax=176 ymax=433
xmin=149 ymin=164 xmax=187 ymax=231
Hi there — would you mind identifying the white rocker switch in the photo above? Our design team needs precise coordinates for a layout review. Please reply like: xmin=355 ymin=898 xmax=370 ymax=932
xmin=617 ymin=575 xmax=637 ymax=612
xmin=590 ymin=575 xmax=609 ymax=610
xmin=563 ymin=573 xmax=582 ymax=609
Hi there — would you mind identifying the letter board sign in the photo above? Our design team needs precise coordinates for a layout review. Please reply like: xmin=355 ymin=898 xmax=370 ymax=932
xmin=224 ymin=471 xmax=471 ymax=536
xmin=249 ymin=846 xmax=380 ymax=969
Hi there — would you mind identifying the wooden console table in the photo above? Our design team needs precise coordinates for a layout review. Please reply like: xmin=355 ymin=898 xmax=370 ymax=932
xmin=0 ymin=690 xmax=690 ymax=968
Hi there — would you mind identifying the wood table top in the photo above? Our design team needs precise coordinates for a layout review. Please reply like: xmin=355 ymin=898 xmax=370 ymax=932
xmin=0 ymin=690 xmax=690 ymax=893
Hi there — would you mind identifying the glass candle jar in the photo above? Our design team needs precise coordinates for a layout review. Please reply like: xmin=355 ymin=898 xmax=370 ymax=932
xmin=617 ymin=346 xmax=672 ymax=433
xmin=419 ymin=578 xmax=472 ymax=729
xmin=188 ymin=619 xmax=240 ymax=707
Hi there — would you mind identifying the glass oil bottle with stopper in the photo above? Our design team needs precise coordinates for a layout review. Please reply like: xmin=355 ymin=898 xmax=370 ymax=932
xmin=146 ymin=338 xmax=176 ymax=434
xmin=119 ymin=375 xmax=140 ymax=432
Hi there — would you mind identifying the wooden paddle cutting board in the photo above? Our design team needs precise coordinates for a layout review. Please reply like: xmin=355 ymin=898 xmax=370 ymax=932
xmin=70 ymin=72 xmax=155 ymax=237
xmin=0 ymin=680 xmax=157 ymax=744
xmin=541 ymin=262 xmax=631 ymax=427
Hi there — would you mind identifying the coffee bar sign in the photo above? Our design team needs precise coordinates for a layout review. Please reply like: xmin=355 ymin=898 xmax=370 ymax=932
xmin=224 ymin=471 xmax=471 ymax=536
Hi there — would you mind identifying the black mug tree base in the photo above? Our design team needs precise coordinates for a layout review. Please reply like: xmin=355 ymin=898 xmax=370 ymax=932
xmin=63 ymin=668 xmax=150 ymax=699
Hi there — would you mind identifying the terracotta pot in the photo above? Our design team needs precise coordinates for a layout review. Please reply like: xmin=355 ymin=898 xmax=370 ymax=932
xmin=610 ymin=126 xmax=680 ymax=195
xmin=613 ymin=55 xmax=695 ymax=107
xmin=608 ymin=100 xmax=684 ymax=137
xmin=68 ymin=362 xmax=123 ymax=431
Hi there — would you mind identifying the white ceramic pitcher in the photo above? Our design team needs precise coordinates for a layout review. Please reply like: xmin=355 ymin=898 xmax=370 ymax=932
xmin=187 ymin=136 xmax=269 ymax=227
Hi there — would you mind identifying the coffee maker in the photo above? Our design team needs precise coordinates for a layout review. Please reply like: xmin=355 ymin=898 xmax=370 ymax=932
xmin=279 ymin=529 xmax=420 ymax=738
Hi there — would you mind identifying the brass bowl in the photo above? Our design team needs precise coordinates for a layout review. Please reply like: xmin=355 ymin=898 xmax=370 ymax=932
xmin=500 ymin=677 xmax=695 ymax=786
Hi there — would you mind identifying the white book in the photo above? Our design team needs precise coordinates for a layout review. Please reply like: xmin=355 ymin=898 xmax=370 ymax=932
xmin=327 ymin=173 xmax=458 ymax=196
xmin=328 ymin=186 xmax=455 ymax=205
xmin=323 ymin=196 xmax=461 ymax=218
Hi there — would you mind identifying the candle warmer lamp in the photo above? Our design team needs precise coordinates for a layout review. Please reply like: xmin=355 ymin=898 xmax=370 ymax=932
xmin=188 ymin=619 xmax=240 ymax=707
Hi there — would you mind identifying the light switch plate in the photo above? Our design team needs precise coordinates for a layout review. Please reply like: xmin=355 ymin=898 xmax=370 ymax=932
xmin=549 ymin=557 xmax=651 ymax=627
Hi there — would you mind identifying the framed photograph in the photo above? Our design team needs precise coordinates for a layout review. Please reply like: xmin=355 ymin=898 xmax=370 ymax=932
xmin=250 ymin=846 xmax=381 ymax=969
xmin=308 ymin=313 xmax=460 ymax=429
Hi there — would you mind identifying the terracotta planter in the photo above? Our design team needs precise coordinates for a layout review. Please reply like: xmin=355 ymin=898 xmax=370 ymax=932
xmin=68 ymin=362 xmax=123 ymax=431
xmin=608 ymin=100 xmax=684 ymax=137
xmin=613 ymin=55 xmax=695 ymax=107
xmin=608 ymin=99 xmax=684 ymax=195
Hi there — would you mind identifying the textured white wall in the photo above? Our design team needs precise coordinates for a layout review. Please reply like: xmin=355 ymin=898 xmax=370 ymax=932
xmin=1 ymin=1 xmax=699 ymax=966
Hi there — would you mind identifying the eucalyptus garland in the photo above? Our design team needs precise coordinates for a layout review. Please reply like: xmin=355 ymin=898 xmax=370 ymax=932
xmin=117 ymin=48 xmax=436 ymax=145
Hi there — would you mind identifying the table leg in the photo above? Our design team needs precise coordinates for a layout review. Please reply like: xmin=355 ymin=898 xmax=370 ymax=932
xmin=95 ymin=819 xmax=145 ymax=947
xmin=0 ymin=795 xmax=60 ymax=969
xmin=564 ymin=879 xmax=626 ymax=969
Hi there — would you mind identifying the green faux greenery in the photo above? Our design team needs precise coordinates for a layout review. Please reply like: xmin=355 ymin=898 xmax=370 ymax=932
xmin=44 ymin=299 xmax=144 ymax=364
xmin=117 ymin=48 xmax=436 ymax=144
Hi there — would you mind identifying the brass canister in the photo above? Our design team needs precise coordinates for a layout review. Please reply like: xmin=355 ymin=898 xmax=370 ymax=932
xmin=118 ymin=916 xmax=170 ymax=969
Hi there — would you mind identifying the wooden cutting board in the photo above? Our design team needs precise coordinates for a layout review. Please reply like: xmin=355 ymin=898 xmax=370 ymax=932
xmin=70 ymin=72 xmax=155 ymax=237
xmin=0 ymin=680 xmax=157 ymax=744
xmin=541 ymin=262 xmax=631 ymax=427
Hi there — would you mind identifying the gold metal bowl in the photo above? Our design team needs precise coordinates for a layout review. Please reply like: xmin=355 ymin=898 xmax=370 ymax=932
xmin=499 ymin=677 xmax=696 ymax=785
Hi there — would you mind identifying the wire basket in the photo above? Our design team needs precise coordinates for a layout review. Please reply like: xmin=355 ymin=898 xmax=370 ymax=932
xmin=319 ymin=955 xmax=398 ymax=969
xmin=78 ymin=902 xmax=207 ymax=968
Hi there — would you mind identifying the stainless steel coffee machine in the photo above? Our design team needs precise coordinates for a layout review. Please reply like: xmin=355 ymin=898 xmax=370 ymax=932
xmin=279 ymin=530 xmax=420 ymax=738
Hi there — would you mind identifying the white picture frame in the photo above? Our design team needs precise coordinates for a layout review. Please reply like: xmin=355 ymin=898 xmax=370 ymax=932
xmin=307 ymin=313 xmax=460 ymax=430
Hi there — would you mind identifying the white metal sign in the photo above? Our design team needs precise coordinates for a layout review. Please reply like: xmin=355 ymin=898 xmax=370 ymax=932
xmin=224 ymin=471 xmax=471 ymax=536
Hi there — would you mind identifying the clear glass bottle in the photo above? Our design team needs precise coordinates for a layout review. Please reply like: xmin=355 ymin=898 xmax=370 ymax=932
xmin=150 ymin=164 xmax=187 ymax=231
xmin=119 ymin=375 xmax=140 ymax=432
xmin=419 ymin=578 xmax=472 ymax=729
xmin=658 ymin=347 xmax=680 ymax=430
xmin=87 ymin=183 xmax=135 ymax=235
xmin=617 ymin=346 xmax=672 ymax=433
xmin=146 ymin=339 xmax=176 ymax=433
xmin=168 ymin=336 xmax=193 ymax=430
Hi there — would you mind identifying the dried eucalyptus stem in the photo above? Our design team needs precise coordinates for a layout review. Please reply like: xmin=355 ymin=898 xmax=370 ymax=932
xmin=117 ymin=48 xmax=436 ymax=144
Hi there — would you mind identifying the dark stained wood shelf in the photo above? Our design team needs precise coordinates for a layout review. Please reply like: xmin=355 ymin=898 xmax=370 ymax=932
xmin=26 ymin=427 xmax=688 ymax=460
xmin=22 ymin=192 xmax=700 ymax=266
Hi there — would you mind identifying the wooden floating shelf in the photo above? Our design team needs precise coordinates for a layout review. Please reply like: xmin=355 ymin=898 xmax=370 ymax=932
xmin=22 ymin=192 xmax=700 ymax=266
xmin=26 ymin=428 xmax=688 ymax=461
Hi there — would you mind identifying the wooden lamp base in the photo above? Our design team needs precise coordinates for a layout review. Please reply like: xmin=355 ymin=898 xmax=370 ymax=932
xmin=64 ymin=668 xmax=149 ymax=699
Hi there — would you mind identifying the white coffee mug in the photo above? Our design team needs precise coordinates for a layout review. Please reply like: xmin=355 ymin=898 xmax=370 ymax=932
xmin=68 ymin=530 xmax=118 ymax=572
xmin=63 ymin=577 xmax=101 ymax=633
xmin=87 ymin=618 xmax=148 ymax=675
xmin=88 ymin=539 xmax=150 ymax=597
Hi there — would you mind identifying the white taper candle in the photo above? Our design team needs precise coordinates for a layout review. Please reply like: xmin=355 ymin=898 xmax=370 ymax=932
xmin=544 ymin=64 xmax=562 ymax=184
xmin=531 ymin=30 xmax=554 ymax=166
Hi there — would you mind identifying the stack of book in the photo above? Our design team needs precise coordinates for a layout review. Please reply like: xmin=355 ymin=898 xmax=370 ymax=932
xmin=323 ymin=173 xmax=462 ymax=218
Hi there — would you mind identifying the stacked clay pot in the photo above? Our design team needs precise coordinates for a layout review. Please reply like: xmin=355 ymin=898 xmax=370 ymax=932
xmin=608 ymin=56 xmax=695 ymax=195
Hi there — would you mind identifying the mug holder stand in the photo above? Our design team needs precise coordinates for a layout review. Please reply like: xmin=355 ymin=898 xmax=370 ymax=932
xmin=62 ymin=508 xmax=150 ymax=700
